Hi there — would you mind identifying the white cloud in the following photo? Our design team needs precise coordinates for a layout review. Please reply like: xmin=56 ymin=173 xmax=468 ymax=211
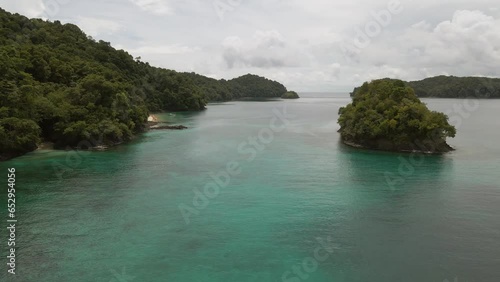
xmin=343 ymin=9 xmax=500 ymax=83
xmin=0 ymin=0 xmax=46 ymax=18
xmin=129 ymin=0 xmax=171 ymax=15
xmin=75 ymin=17 xmax=123 ymax=36
xmin=126 ymin=44 xmax=201 ymax=55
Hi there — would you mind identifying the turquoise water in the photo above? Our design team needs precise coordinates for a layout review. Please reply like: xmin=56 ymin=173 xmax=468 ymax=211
xmin=1 ymin=96 xmax=500 ymax=282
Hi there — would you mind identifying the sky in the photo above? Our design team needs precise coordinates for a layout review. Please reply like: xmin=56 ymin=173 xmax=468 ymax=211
xmin=1 ymin=0 xmax=500 ymax=92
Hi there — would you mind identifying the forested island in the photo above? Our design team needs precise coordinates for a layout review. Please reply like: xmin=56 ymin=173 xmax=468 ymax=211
xmin=351 ymin=76 xmax=500 ymax=98
xmin=0 ymin=9 xmax=288 ymax=161
xmin=339 ymin=79 xmax=457 ymax=153
xmin=281 ymin=91 xmax=300 ymax=99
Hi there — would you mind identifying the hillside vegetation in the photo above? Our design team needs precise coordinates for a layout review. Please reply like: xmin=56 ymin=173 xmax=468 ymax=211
xmin=0 ymin=8 xmax=287 ymax=160
xmin=281 ymin=91 xmax=300 ymax=99
xmin=351 ymin=76 xmax=500 ymax=98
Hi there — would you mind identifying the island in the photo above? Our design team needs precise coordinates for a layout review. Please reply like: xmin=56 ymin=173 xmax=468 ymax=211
xmin=281 ymin=91 xmax=300 ymax=99
xmin=0 ymin=8 xmax=289 ymax=161
xmin=338 ymin=79 xmax=457 ymax=153
xmin=351 ymin=75 xmax=500 ymax=98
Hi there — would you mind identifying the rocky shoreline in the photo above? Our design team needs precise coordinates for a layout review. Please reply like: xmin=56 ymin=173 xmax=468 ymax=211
xmin=341 ymin=139 xmax=454 ymax=154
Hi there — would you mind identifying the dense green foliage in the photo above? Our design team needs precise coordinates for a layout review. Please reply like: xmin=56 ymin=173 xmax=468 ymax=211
xmin=228 ymin=74 xmax=287 ymax=99
xmin=339 ymin=79 xmax=456 ymax=153
xmin=407 ymin=76 xmax=500 ymax=98
xmin=281 ymin=91 xmax=300 ymax=99
xmin=351 ymin=76 xmax=500 ymax=98
xmin=0 ymin=8 xmax=287 ymax=160
xmin=185 ymin=73 xmax=287 ymax=102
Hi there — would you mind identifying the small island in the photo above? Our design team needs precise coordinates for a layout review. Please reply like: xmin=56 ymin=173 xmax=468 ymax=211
xmin=338 ymin=79 xmax=457 ymax=153
xmin=281 ymin=91 xmax=300 ymax=99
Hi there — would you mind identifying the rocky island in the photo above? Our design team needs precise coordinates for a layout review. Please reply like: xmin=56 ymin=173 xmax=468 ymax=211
xmin=338 ymin=79 xmax=457 ymax=154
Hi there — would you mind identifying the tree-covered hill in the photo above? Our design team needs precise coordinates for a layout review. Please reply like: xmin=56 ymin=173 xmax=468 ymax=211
xmin=0 ymin=8 xmax=287 ymax=160
xmin=407 ymin=76 xmax=500 ymax=98
xmin=351 ymin=76 xmax=500 ymax=98
xmin=339 ymin=79 xmax=456 ymax=153
xmin=183 ymin=73 xmax=287 ymax=102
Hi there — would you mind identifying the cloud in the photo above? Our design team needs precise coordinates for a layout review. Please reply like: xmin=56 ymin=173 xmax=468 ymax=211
xmin=404 ymin=10 xmax=500 ymax=70
xmin=129 ymin=0 xmax=171 ymax=15
xmin=0 ymin=0 xmax=46 ymax=18
xmin=222 ymin=30 xmax=306 ymax=69
xmin=75 ymin=17 xmax=123 ymax=36
xmin=125 ymin=44 xmax=201 ymax=55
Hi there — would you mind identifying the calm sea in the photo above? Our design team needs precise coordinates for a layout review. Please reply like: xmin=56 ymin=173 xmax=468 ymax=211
xmin=1 ymin=94 xmax=499 ymax=282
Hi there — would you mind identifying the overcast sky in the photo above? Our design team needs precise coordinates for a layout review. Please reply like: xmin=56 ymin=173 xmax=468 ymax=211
xmin=1 ymin=0 xmax=500 ymax=91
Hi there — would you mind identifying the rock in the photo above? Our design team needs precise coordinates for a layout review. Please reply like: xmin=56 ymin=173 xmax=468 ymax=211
xmin=150 ymin=125 xmax=188 ymax=131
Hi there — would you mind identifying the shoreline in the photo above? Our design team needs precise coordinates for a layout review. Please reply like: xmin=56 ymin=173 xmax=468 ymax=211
xmin=341 ymin=139 xmax=454 ymax=155
xmin=0 ymin=114 xmax=188 ymax=162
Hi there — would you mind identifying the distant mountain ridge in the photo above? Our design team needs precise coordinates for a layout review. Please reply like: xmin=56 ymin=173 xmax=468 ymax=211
xmin=408 ymin=76 xmax=500 ymax=98
xmin=351 ymin=76 xmax=500 ymax=98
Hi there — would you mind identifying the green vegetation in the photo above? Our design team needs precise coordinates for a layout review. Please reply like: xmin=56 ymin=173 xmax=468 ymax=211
xmin=185 ymin=73 xmax=287 ymax=101
xmin=0 ymin=8 xmax=287 ymax=160
xmin=351 ymin=76 xmax=500 ymax=98
xmin=407 ymin=76 xmax=500 ymax=98
xmin=339 ymin=79 xmax=456 ymax=153
xmin=281 ymin=91 xmax=300 ymax=99
xmin=228 ymin=74 xmax=287 ymax=99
